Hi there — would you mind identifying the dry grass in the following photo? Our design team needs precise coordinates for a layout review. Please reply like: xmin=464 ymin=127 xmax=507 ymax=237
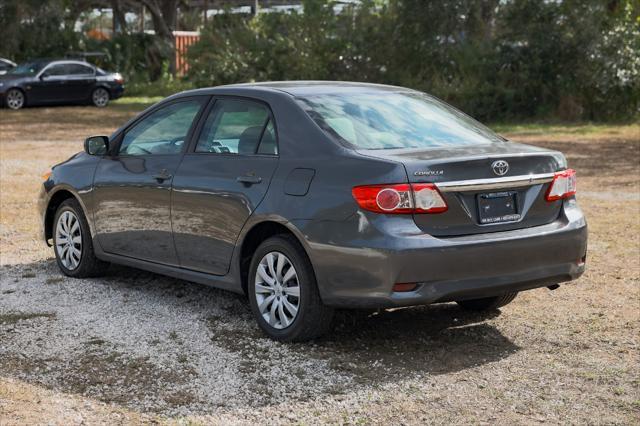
xmin=0 ymin=105 xmax=639 ymax=424
xmin=0 ymin=103 xmax=144 ymax=265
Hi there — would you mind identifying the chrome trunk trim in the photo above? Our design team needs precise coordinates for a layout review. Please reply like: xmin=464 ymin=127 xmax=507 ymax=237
xmin=436 ymin=172 xmax=555 ymax=192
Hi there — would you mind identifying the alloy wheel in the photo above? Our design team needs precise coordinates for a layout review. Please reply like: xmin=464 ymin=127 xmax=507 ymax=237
xmin=254 ymin=251 xmax=301 ymax=329
xmin=55 ymin=211 xmax=82 ymax=270
xmin=6 ymin=89 xmax=24 ymax=110
xmin=92 ymin=88 xmax=109 ymax=107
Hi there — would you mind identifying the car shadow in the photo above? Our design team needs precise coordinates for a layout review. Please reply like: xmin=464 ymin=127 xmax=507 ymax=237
xmin=96 ymin=263 xmax=519 ymax=383
xmin=290 ymin=306 xmax=517 ymax=384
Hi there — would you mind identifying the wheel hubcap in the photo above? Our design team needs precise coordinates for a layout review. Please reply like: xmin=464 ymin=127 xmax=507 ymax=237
xmin=93 ymin=89 xmax=108 ymax=107
xmin=7 ymin=90 xmax=23 ymax=109
xmin=55 ymin=211 xmax=82 ymax=270
xmin=254 ymin=252 xmax=301 ymax=329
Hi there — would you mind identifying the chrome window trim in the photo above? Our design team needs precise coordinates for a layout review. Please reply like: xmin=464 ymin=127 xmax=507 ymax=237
xmin=436 ymin=172 xmax=555 ymax=192
xmin=36 ymin=60 xmax=95 ymax=79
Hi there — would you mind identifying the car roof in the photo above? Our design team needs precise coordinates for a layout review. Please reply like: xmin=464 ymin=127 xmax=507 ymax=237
xmin=22 ymin=58 xmax=92 ymax=66
xmin=180 ymin=81 xmax=419 ymax=98
xmin=45 ymin=59 xmax=94 ymax=66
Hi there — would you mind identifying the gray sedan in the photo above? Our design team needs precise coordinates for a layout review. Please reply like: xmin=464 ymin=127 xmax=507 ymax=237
xmin=38 ymin=82 xmax=587 ymax=341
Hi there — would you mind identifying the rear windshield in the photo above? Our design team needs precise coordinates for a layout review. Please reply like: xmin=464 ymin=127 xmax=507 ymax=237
xmin=297 ymin=92 xmax=504 ymax=150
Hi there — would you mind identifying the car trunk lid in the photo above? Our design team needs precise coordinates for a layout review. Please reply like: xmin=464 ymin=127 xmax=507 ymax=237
xmin=357 ymin=142 xmax=567 ymax=236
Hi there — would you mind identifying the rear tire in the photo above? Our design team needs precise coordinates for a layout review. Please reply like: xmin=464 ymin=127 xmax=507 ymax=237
xmin=53 ymin=199 xmax=109 ymax=278
xmin=456 ymin=292 xmax=518 ymax=311
xmin=91 ymin=87 xmax=110 ymax=107
xmin=248 ymin=234 xmax=334 ymax=342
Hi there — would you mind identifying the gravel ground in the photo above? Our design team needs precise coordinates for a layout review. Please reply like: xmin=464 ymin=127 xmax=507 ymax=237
xmin=0 ymin=106 xmax=638 ymax=424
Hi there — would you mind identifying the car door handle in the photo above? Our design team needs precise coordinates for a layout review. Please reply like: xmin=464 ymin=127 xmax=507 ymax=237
xmin=237 ymin=175 xmax=262 ymax=185
xmin=152 ymin=170 xmax=173 ymax=182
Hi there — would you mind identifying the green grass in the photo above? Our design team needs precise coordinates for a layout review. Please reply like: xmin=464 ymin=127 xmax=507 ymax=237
xmin=113 ymin=96 xmax=164 ymax=105
xmin=111 ymin=96 xmax=163 ymax=112
xmin=489 ymin=121 xmax=640 ymax=136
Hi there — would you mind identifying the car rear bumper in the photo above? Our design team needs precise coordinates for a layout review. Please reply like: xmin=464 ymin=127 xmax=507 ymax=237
xmin=293 ymin=198 xmax=587 ymax=309
xmin=110 ymin=85 xmax=124 ymax=99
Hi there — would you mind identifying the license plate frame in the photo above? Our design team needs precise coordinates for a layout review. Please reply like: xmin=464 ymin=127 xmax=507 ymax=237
xmin=477 ymin=191 xmax=521 ymax=224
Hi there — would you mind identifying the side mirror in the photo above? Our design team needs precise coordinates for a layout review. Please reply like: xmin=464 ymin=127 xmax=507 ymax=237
xmin=84 ymin=135 xmax=109 ymax=155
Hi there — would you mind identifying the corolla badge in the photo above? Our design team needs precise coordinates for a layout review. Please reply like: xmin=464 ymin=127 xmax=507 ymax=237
xmin=491 ymin=160 xmax=509 ymax=176
xmin=414 ymin=170 xmax=444 ymax=176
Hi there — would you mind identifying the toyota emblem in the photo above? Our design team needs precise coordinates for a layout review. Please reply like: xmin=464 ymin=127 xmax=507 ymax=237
xmin=491 ymin=160 xmax=509 ymax=176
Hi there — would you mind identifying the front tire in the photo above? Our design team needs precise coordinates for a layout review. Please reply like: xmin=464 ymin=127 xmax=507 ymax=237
xmin=248 ymin=234 xmax=334 ymax=342
xmin=53 ymin=199 xmax=109 ymax=278
xmin=456 ymin=292 xmax=518 ymax=311
xmin=5 ymin=88 xmax=25 ymax=110
xmin=91 ymin=87 xmax=110 ymax=107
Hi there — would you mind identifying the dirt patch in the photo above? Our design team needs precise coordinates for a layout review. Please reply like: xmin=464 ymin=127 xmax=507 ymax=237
xmin=55 ymin=349 xmax=199 ymax=409
xmin=0 ymin=312 xmax=56 ymax=325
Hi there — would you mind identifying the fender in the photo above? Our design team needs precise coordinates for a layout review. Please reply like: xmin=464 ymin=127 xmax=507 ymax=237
xmin=42 ymin=184 xmax=96 ymax=246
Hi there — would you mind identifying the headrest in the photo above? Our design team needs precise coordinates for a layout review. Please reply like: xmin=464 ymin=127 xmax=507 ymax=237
xmin=237 ymin=126 xmax=263 ymax=155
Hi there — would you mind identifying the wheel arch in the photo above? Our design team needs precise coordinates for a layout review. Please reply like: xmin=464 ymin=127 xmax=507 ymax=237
xmin=44 ymin=187 xmax=93 ymax=243
xmin=238 ymin=220 xmax=312 ymax=295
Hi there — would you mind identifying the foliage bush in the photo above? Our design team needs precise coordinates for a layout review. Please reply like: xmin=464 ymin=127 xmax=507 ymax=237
xmin=0 ymin=0 xmax=80 ymax=62
xmin=0 ymin=0 xmax=637 ymax=120
xmin=187 ymin=0 xmax=639 ymax=121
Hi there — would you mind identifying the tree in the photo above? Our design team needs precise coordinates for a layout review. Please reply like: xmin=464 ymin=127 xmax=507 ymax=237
xmin=128 ymin=0 xmax=179 ymax=76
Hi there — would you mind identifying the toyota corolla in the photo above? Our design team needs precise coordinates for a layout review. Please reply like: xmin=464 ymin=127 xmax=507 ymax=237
xmin=38 ymin=82 xmax=587 ymax=341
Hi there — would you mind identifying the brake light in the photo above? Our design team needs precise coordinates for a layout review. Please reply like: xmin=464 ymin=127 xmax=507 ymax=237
xmin=546 ymin=169 xmax=577 ymax=201
xmin=393 ymin=282 xmax=418 ymax=292
xmin=114 ymin=73 xmax=124 ymax=84
xmin=352 ymin=183 xmax=448 ymax=214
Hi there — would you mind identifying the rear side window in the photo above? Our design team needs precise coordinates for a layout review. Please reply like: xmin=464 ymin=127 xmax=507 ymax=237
xmin=66 ymin=63 xmax=94 ymax=75
xmin=195 ymin=99 xmax=276 ymax=155
xmin=257 ymin=119 xmax=277 ymax=155
xmin=119 ymin=100 xmax=204 ymax=156
xmin=43 ymin=64 xmax=67 ymax=77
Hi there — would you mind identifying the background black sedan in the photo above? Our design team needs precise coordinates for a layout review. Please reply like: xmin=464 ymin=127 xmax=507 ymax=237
xmin=0 ymin=59 xmax=124 ymax=110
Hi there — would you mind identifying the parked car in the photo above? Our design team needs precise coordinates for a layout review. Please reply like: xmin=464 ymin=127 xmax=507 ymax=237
xmin=0 ymin=59 xmax=124 ymax=110
xmin=0 ymin=58 xmax=16 ymax=75
xmin=38 ymin=82 xmax=587 ymax=341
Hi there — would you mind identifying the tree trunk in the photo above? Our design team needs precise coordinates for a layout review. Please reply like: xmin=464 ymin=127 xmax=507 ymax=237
xmin=112 ymin=0 xmax=128 ymax=34
xmin=139 ymin=0 xmax=179 ymax=76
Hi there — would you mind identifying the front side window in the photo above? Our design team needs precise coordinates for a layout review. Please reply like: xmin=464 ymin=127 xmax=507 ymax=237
xmin=43 ymin=64 xmax=68 ymax=77
xmin=119 ymin=100 xmax=204 ymax=156
xmin=297 ymin=92 xmax=505 ymax=150
xmin=195 ymin=99 xmax=276 ymax=155
xmin=9 ymin=61 xmax=45 ymax=75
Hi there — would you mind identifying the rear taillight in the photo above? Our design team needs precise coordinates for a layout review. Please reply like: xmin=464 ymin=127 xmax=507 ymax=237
xmin=114 ymin=73 xmax=124 ymax=84
xmin=352 ymin=183 xmax=448 ymax=214
xmin=546 ymin=169 xmax=577 ymax=201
